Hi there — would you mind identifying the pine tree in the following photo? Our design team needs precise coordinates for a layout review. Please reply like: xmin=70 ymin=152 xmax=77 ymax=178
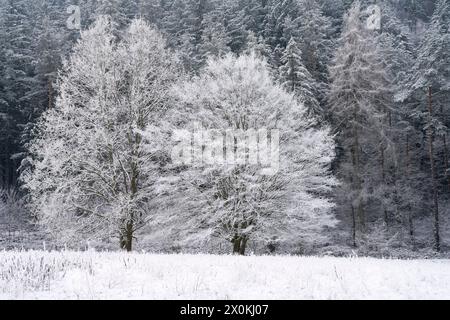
xmin=297 ymin=0 xmax=334 ymax=103
xmin=280 ymin=38 xmax=321 ymax=117
xmin=94 ymin=0 xmax=139 ymax=28
xmin=0 ymin=0 xmax=38 ymax=185
xmin=199 ymin=6 xmax=231 ymax=59
xmin=242 ymin=0 xmax=268 ymax=37
xmin=158 ymin=0 xmax=189 ymax=48
xmin=0 ymin=0 xmax=10 ymax=186
xmin=244 ymin=31 xmax=270 ymax=59
xmin=223 ymin=0 xmax=248 ymax=53
xmin=263 ymin=0 xmax=300 ymax=49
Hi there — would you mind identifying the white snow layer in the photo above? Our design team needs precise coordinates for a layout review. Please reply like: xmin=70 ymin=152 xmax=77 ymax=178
xmin=1 ymin=251 xmax=449 ymax=300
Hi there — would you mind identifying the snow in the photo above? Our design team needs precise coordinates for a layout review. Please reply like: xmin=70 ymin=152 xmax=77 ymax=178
xmin=1 ymin=250 xmax=450 ymax=300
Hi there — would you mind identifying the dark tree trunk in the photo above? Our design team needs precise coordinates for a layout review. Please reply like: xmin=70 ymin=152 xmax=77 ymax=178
xmin=48 ymin=78 xmax=53 ymax=110
xmin=125 ymin=231 xmax=132 ymax=252
xmin=380 ymin=144 xmax=389 ymax=227
xmin=427 ymin=87 xmax=440 ymax=252
xmin=405 ymin=134 xmax=415 ymax=249
xmin=443 ymin=134 xmax=450 ymax=192
xmin=351 ymin=205 xmax=357 ymax=247
xmin=232 ymin=236 xmax=247 ymax=255
xmin=120 ymin=222 xmax=133 ymax=252
xmin=232 ymin=236 xmax=241 ymax=254
xmin=239 ymin=237 xmax=248 ymax=255
xmin=351 ymin=119 xmax=365 ymax=234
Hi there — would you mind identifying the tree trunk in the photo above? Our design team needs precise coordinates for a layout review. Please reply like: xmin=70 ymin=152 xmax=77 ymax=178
xmin=120 ymin=221 xmax=133 ymax=252
xmin=351 ymin=120 xmax=365 ymax=234
xmin=405 ymin=134 xmax=415 ymax=249
xmin=48 ymin=77 xmax=53 ymax=110
xmin=427 ymin=87 xmax=440 ymax=252
xmin=232 ymin=236 xmax=247 ymax=255
xmin=125 ymin=229 xmax=132 ymax=252
xmin=351 ymin=205 xmax=357 ymax=247
xmin=232 ymin=236 xmax=241 ymax=254
xmin=443 ymin=134 xmax=450 ymax=192
xmin=239 ymin=237 xmax=248 ymax=255
xmin=380 ymin=144 xmax=389 ymax=227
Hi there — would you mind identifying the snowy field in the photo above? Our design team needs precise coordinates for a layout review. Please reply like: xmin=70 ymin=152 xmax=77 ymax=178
xmin=1 ymin=250 xmax=450 ymax=300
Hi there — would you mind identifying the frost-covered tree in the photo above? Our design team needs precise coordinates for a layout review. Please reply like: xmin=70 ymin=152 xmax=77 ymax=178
xmin=169 ymin=53 xmax=337 ymax=255
xmin=0 ymin=0 xmax=48 ymax=186
xmin=398 ymin=0 xmax=450 ymax=252
xmin=0 ymin=0 xmax=72 ymax=187
xmin=199 ymin=8 xmax=231 ymax=59
xmin=0 ymin=0 xmax=10 ymax=186
xmin=263 ymin=0 xmax=301 ymax=49
xmin=280 ymin=38 xmax=321 ymax=117
xmin=33 ymin=0 xmax=68 ymax=111
xmin=244 ymin=31 xmax=271 ymax=59
xmin=223 ymin=0 xmax=251 ymax=53
xmin=177 ymin=0 xmax=209 ymax=71
xmin=93 ymin=0 xmax=139 ymax=28
xmin=376 ymin=2 xmax=419 ymax=247
xmin=297 ymin=0 xmax=334 ymax=102
xmin=328 ymin=1 xmax=391 ymax=245
xmin=21 ymin=17 xmax=180 ymax=251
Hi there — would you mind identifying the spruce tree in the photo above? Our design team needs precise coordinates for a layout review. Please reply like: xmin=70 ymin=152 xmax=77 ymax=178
xmin=280 ymin=38 xmax=321 ymax=117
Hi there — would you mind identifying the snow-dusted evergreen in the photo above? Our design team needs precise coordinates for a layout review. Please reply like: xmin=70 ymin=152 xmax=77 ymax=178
xmin=280 ymin=38 xmax=321 ymax=117
xmin=297 ymin=0 xmax=334 ymax=102
xmin=398 ymin=0 xmax=450 ymax=252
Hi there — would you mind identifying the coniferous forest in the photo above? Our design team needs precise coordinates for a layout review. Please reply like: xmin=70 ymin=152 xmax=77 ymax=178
xmin=1 ymin=0 xmax=450 ymax=258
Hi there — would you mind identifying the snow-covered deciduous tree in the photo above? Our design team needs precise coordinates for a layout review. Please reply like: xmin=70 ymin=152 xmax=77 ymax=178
xmin=168 ymin=52 xmax=337 ymax=255
xmin=21 ymin=16 xmax=180 ymax=251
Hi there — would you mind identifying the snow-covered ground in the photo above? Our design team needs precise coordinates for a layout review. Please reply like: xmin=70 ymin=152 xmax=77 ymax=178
xmin=1 ymin=250 xmax=449 ymax=300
